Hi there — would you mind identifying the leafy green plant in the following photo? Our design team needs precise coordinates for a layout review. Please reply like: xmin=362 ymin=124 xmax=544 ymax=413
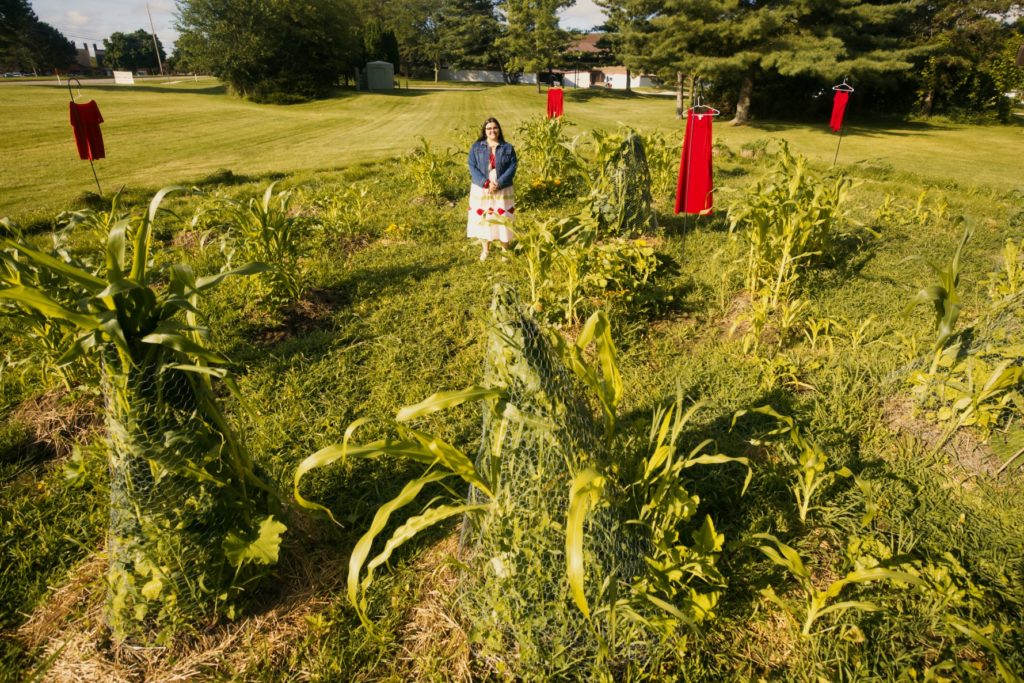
xmin=906 ymin=223 xmax=971 ymax=374
xmin=584 ymin=129 xmax=657 ymax=236
xmin=405 ymin=136 xmax=458 ymax=199
xmin=514 ymin=207 xmax=670 ymax=325
xmin=733 ymin=405 xmax=850 ymax=524
xmin=294 ymin=290 xmax=747 ymax=676
xmin=516 ymin=115 xmax=579 ymax=204
xmin=0 ymin=188 xmax=283 ymax=643
xmin=204 ymin=181 xmax=309 ymax=303
xmin=0 ymin=219 xmax=98 ymax=389
xmin=728 ymin=143 xmax=855 ymax=352
xmin=754 ymin=533 xmax=924 ymax=637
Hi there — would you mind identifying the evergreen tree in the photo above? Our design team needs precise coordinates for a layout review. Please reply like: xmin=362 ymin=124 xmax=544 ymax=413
xmin=498 ymin=0 xmax=573 ymax=88
xmin=614 ymin=0 xmax=924 ymax=124
xmin=437 ymin=0 xmax=501 ymax=70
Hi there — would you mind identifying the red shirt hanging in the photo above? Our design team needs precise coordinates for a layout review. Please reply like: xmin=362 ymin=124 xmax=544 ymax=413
xmin=69 ymin=100 xmax=105 ymax=160
xmin=675 ymin=111 xmax=714 ymax=215
xmin=829 ymin=91 xmax=849 ymax=133
xmin=546 ymin=87 xmax=564 ymax=118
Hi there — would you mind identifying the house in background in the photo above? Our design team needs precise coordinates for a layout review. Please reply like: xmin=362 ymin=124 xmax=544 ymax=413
xmin=72 ymin=43 xmax=105 ymax=73
xmin=564 ymin=33 xmax=657 ymax=90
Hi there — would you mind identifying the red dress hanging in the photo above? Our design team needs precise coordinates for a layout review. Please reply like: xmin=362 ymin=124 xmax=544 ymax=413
xmin=69 ymin=100 xmax=105 ymax=160
xmin=546 ymin=87 xmax=564 ymax=118
xmin=829 ymin=91 xmax=849 ymax=133
xmin=675 ymin=112 xmax=714 ymax=215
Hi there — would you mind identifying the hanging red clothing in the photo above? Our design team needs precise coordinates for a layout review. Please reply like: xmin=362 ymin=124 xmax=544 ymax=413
xmin=829 ymin=91 xmax=849 ymax=133
xmin=546 ymin=87 xmax=564 ymax=118
xmin=675 ymin=111 xmax=714 ymax=215
xmin=69 ymin=100 xmax=105 ymax=160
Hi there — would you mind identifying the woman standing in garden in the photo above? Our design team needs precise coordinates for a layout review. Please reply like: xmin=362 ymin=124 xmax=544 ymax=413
xmin=467 ymin=117 xmax=517 ymax=260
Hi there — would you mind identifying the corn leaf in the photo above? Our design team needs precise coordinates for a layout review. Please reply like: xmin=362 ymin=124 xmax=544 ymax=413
xmin=363 ymin=502 xmax=488 ymax=578
xmin=406 ymin=427 xmax=493 ymax=498
xmin=195 ymin=262 xmax=271 ymax=292
xmin=141 ymin=332 xmax=229 ymax=364
xmin=566 ymin=467 xmax=605 ymax=618
xmin=0 ymin=239 xmax=106 ymax=291
xmin=0 ymin=286 xmax=100 ymax=330
xmin=396 ymin=386 xmax=507 ymax=422
xmin=131 ymin=186 xmax=184 ymax=282
xmin=348 ymin=470 xmax=452 ymax=626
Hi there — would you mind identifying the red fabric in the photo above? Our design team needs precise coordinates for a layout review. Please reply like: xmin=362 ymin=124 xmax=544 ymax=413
xmin=69 ymin=100 xmax=105 ymax=160
xmin=546 ymin=87 xmax=564 ymax=118
xmin=675 ymin=111 xmax=714 ymax=215
xmin=830 ymin=90 xmax=849 ymax=133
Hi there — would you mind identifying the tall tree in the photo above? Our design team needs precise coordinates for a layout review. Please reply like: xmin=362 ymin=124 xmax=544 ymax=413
xmin=498 ymin=0 xmax=574 ymax=89
xmin=0 ymin=0 xmax=74 ymax=73
xmin=175 ymin=0 xmax=357 ymax=101
xmin=911 ymin=0 xmax=1022 ymax=119
xmin=103 ymin=29 xmax=166 ymax=71
xmin=437 ymin=0 xmax=501 ymax=70
xmin=615 ymin=0 xmax=925 ymax=124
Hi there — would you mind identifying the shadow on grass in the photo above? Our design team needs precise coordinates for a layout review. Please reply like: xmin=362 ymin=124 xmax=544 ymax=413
xmin=565 ymin=87 xmax=647 ymax=102
xmin=747 ymin=117 xmax=959 ymax=138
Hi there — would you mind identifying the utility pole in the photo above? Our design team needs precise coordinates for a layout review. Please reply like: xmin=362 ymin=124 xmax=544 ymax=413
xmin=147 ymin=3 xmax=165 ymax=75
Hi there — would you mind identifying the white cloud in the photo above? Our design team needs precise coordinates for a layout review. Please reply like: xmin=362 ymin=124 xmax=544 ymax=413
xmin=66 ymin=10 xmax=91 ymax=28
xmin=559 ymin=0 xmax=606 ymax=31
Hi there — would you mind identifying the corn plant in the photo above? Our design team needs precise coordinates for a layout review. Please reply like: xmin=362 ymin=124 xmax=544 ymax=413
xmin=733 ymin=405 xmax=849 ymax=524
xmin=516 ymin=115 xmax=580 ymax=201
xmin=584 ymin=129 xmax=657 ymax=237
xmin=514 ymin=207 xmax=669 ymax=326
xmin=205 ymin=181 xmax=308 ymax=303
xmin=729 ymin=143 xmax=853 ymax=352
xmin=906 ymin=222 xmax=971 ymax=374
xmin=305 ymin=182 xmax=378 ymax=237
xmin=754 ymin=533 xmax=924 ymax=637
xmin=0 ymin=188 xmax=283 ymax=643
xmin=294 ymin=288 xmax=748 ymax=676
xmin=405 ymin=136 xmax=458 ymax=199
xmin=986 ymin=237 xmax=1024 ymax=300
xmin=0 ymin=218 xmax=97 ymax=389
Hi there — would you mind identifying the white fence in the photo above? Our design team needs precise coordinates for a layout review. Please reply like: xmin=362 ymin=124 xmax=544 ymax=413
xmin=438 ymin=69 xmax=537 ymax=85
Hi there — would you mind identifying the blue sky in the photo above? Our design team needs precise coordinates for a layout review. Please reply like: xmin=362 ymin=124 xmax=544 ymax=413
xmin=33 ymin=0 xmax=606 ymax=54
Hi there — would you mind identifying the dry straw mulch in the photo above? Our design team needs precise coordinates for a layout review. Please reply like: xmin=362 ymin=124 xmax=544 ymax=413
xmin=15 ymin=532 xmax=471 ymax=682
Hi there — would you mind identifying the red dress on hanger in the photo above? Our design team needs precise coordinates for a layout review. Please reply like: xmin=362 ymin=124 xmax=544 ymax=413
xmin=830 ymin=91 xmax=849 ymax=133
xmin=70 ymin=100 xmax=105 ymax=160
xmin=546 ymin=87 xmax=564 ymax=118
xmin=675 ymin=111 xmax=714 ymax=215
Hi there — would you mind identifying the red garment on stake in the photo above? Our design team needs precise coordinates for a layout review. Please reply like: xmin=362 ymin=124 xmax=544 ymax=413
xmin=69 ymin=100 xmax=105 ymax=160
xmin=675 ymin=111 xmax=714 ymax=215
xmin=829 ymin=90 xmax=849 ymax=133
xmin=546 ymin=87 xmax=564 ymax=118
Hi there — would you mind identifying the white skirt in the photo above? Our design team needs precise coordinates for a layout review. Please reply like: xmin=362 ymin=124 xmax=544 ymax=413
xmin=466 ymin=183 xmax=515 ymax=243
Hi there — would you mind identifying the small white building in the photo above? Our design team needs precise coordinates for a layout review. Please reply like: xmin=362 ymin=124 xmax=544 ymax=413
xmin=598 ymin=67 xmax=656 ymax=90
xmin=366 ymin=61 xmax=394 ymax=90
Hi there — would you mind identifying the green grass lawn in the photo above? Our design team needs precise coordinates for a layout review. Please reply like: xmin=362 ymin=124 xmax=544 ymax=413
xmin=2 ymin=83 xmax=1023 ymax=680
xmin=2 ymin=81 xmax=1021 ymax=221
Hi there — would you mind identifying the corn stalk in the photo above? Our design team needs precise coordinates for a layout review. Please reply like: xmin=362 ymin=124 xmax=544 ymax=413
xmin=0 ymin=188 xmax=282 ymax=642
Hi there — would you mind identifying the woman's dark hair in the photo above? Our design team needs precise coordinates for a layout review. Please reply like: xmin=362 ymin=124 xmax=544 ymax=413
xmin=477 ymin=117 xmax=505 ymax=143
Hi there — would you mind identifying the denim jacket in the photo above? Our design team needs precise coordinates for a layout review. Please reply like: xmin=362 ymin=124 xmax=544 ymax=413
xmin=468 ymin=140 xmax=518 ymax=189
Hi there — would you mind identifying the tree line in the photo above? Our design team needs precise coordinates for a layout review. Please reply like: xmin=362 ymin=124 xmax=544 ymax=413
xmin=173 ymin=0 xmax=1022 ymax=118
xmin=3 ymin=0 xmax=1022 ymax=120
